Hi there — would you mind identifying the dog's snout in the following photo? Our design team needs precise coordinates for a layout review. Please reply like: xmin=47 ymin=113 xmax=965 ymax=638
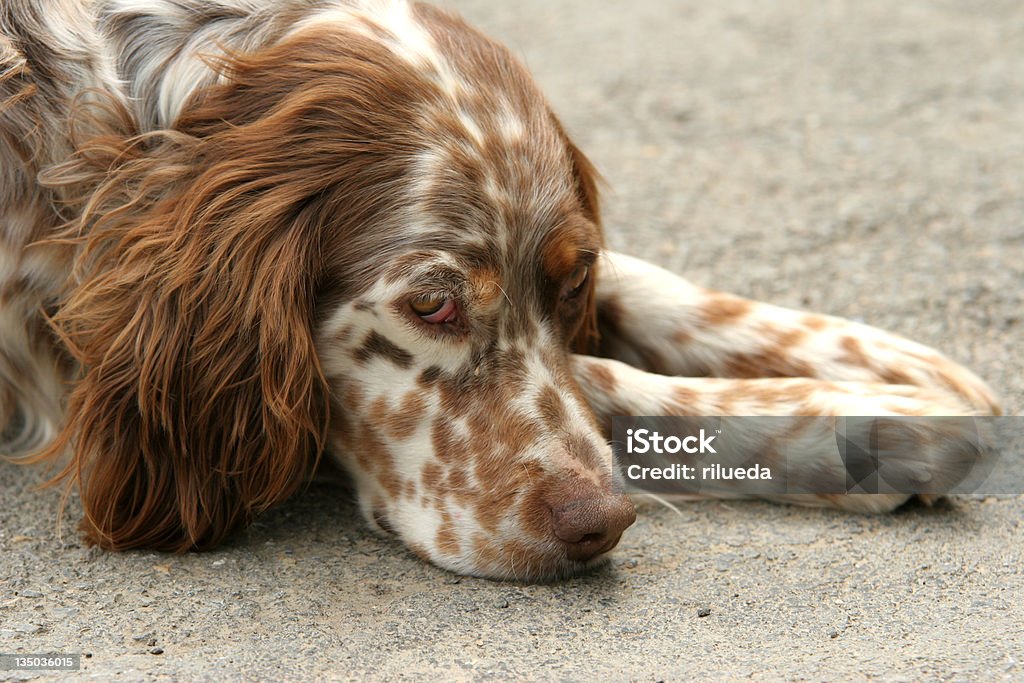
xmin=547 ymin=483 xmax=636 ymax=562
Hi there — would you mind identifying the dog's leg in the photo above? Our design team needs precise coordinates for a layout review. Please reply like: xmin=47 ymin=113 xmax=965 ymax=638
xmin=594 ymin=251 xmax=1000 ymax=415
xmin=580 ymin=251 xmax=1000 ymax=512
xmin=572 ymin=354 xmax=989 ymax=512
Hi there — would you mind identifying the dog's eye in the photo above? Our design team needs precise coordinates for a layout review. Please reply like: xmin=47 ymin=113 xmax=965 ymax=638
xmin=411 ymin=295 xmax=458 ymax=323
xmin=564 ymin=265 xmax=589 ymax=298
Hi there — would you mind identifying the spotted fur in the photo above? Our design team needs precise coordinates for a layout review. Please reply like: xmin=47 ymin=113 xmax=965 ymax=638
xmin=0 ymin=0 xmax=1000 ymax=580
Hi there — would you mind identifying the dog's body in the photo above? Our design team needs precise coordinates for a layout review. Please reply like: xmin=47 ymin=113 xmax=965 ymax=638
xmin=1 ymin=0 xmax=999 ymax=579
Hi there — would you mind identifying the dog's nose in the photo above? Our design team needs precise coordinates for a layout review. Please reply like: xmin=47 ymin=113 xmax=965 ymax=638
xmin=547 ymin=483 xmax=636 ymax=562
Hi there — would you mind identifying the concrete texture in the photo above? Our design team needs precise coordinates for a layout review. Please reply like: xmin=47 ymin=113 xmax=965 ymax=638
xmin=2 ymin=1 xmax=1022 ymax=680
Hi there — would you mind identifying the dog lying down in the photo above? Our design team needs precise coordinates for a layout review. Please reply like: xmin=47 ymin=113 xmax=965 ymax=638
xmin=0 ymin=0 xmax=1000 ymax=579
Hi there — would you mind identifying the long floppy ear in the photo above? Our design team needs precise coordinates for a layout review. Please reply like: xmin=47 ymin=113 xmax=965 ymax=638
xmin=566 ymin=139 xmax=602 ymax=228
xmin=38 ymin=24 xmax=431 ymax=551
xmin=36 ymin=79 xmax=365 ymax=551
xmin=41 ymin=26 xmax=432 ymax=551
xmin=44 ymin=134 xmax=332 ymax=550
xmin=564 ymin=137 xmax=604 ymax=354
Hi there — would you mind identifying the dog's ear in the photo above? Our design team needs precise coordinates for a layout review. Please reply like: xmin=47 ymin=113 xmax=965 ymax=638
xmin=567 ymin=139 xmax=602 ymax=227
xmin=41 ymin=116 xmax=345 ymax=552
xmin=565 ymin=139 xmax=604 ymax=354
xmin=36 ymin=30 xmax=420 ymax=551
xmin=547 ymin=112 xmax=604 ymax=353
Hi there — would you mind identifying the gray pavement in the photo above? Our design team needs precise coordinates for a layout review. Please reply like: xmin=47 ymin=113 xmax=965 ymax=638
xmin=2 ymin=1 xmax=1022 ymax=680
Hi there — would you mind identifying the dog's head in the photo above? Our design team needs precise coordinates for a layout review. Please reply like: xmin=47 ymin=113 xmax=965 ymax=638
xmin=53 ymin=1 xmax=633 ymax=579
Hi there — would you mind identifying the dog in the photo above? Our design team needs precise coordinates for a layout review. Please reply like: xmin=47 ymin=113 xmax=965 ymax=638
xmin=0 ymin=0 xmax=1000 ymax=580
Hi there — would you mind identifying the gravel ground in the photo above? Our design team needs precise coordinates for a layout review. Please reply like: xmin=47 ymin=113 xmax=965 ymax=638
xmin=2 ymin=1 xmax=1022 ymax=680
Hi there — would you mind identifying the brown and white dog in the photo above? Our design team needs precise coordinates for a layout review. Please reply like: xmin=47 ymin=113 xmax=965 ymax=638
xmin=0 ymin=0 xmax=1000 ymax=580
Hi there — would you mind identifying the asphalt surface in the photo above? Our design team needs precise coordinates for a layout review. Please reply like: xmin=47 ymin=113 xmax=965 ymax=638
xmin=2 ymin=1 xmax=1022 ymax=680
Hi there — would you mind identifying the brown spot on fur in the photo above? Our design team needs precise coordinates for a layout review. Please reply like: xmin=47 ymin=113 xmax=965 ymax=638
xmin=880 ymin=368 xmax=915 ymax=386
xmin=471 ymin=534 xmax=504 ymax=572
xmin=474 ymin=488 xmax=511 ymax=534
xmin=384 ymin=391 xmax=427 ymax=440
xmin=369 ymin=395 xmax=390 ymax=428
xmin=564 ymin=433 xmax=602 ymax=470
xmin=447 ymin=466 xmax=469 ymax=496
xmin=362 ymin=426 xmax=403 ymax=498
xmin=470 ymin=268 xmax=503 ymax=310
xmin=436 ymin=375 xmax=482 ymax=418
xmin=702 ymin=295 xmax=752 ymax=327
xmin=421 ymin=492 xmax=444 ymax=513
xmin=767 ymin=327 xmax=807 ymax=351
xmin=468 ymin=412 xmax=541 ymax=532
xmin=343 ymin=382 xmax=366 ymax=413
xmin=585 ymin=361 xmax=618 ymax=393
xmin=472 ymin=404 xmax=536 ymax=457
xmin=354 ymin=331 xmax=413 ymax=368
xmin=803 ymin=315 xmax=828 ymax=331
xmin=742 ymin=382 xmax=814 ymax=408
xmin=840 ymin=336 xmax=871 ymax=369
xmin=669 ymin=385 xmax=699 ymax=413
xmin=723 ymin=350 xmax=815 ymax=378
xmin=421 ymin=461 xmax=444 ymax=495
xmin=419 ymin=366 xmax=444 ymax=386
xmin=430 ymin=417 xmax=468 ymax=464
xmin=535 ymin=385 xmax=567 ymax=430
xmin=334 ymin=324 xmax=355 ymax=345
xmin=436 ymin=521 xmax=460 ymax=557
xmin=431 ymin=418 xmax=459 ymax=464
xmin=471 ymin=456 xmax=548 ymax=536
xmin=840 ymin=336 xmax=914 ymax=385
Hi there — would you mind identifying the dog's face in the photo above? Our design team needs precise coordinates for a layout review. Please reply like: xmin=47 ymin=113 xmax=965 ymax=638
xmin=315 ymin=137 xmax=627 ymax=579
xmin=307 ymin=7 xmax=634 ymax=579
xmin=53 ymin=2 xmax=632 ymax=580
xmin=317 ymin=205 xmax=629 ymax=579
